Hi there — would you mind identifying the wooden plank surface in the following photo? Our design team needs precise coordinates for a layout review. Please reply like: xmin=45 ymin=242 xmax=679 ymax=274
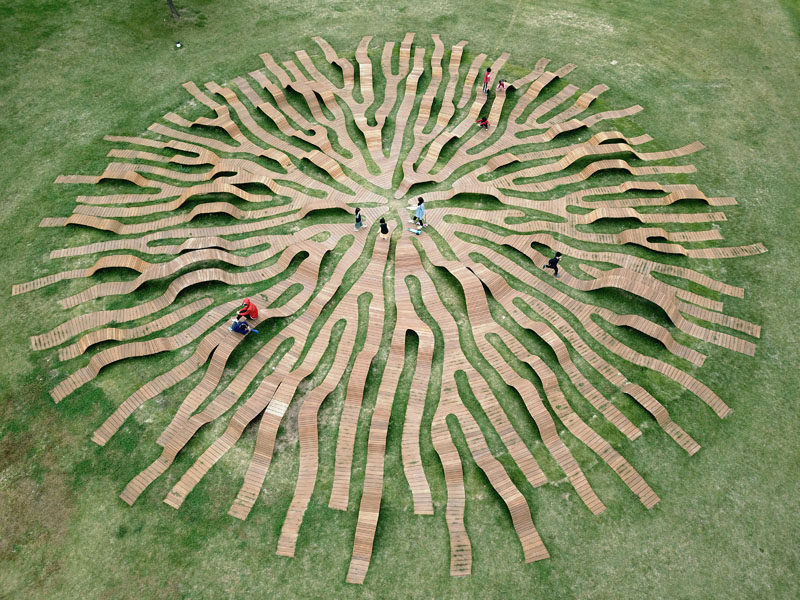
xmin=17 ymin=33 xmax=766 ymax=585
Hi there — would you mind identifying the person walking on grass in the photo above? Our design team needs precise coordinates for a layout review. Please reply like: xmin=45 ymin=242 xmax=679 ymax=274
xmin=543 ymin=251 xmax=563 ymax=277
xmin=379 ymin=217 xmax=390 ymax=240
xmin=354 ymin=207 xmax=364 ymax=231
xmin=482 ymin=67 xmax=492 ymax=94
xmin=409 ymin=197 xmax=426 ymax=228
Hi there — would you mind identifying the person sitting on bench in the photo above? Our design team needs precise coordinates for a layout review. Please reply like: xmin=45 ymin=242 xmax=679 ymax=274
xmin=229 ymin=319 xmax=259 ymax=335
xmin=237 ymin=298 xmax=258 ymax=321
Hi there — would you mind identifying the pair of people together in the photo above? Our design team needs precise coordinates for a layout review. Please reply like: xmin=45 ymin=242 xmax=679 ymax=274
xmin=230 ymin=298 xmax=260 ymax=335
xmin=482 ymin=67 xmax=505 ymax=94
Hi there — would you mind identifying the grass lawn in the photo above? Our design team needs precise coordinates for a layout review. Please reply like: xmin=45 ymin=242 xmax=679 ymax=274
xmin=1 ymin=1 xmax=799 ymax=598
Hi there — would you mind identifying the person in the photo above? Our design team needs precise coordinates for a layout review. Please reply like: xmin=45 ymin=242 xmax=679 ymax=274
xmin=482 ymin=67 xmax=492 ymax=94
xmin=410 ymin=197 xmax=426 ymax=228
xmin=542 ymin=251 xmax=563 ymax=277
xmin=476 ymin=117 xmax=490 ymax=130
xmin=496 ymin=79 xmax=506 ymax=92
xmin=237 ymin=298 xmax=258 ymax=321
xmin=379 ymin=217 xmax=390 ymax=240
xmin=354 ymin=207 xmax=364 ymax=231
xmin=229 ymin=319 xmax=259 ymax=335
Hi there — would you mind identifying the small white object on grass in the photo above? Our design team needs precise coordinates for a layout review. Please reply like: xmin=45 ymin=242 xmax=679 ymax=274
xmin=610 ymin=59 xmax=618 ymax=65
xmin=175 ymin=42 xmax=182 ymax=49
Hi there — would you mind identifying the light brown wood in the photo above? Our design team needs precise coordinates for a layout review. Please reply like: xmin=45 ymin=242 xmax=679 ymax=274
xmin=17 ymin=34 xmax=765 ymax=584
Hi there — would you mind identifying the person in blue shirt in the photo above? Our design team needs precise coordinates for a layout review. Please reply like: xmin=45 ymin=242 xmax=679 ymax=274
xmin=411 ymin=197 xmax=426 ymax=228
xmin=229 ymin=319 xmax=259 ymax=335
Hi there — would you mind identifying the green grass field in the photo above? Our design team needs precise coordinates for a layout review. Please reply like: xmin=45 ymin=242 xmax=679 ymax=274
xmin=1 ymin=1 xmax=799 ymax=598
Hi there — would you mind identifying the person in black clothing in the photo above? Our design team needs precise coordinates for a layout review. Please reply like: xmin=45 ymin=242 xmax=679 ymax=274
xmin=379 ymin=217 xmax=390 ymax=240
xmin=543 ymin=251 xmax=562 ymax=277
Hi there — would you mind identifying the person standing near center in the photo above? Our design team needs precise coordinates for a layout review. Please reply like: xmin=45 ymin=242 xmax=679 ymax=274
xmin=482 ymin=66 xmax=492 ymax=94
xmin=379 ymin=217 xmax=390 ymax=240
xmin=354 ymin=207 xmax=364 ymax=231
xmin=410 ymin=197 xmax=426 ymax=228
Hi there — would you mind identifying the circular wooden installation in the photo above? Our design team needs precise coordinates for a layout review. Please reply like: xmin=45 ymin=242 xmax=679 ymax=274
xmin=14 ymin=34 xmax=764 ymax=584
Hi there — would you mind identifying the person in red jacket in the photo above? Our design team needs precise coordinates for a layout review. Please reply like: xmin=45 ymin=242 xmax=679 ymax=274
xmin=482 ymin=67 xmax=492 ymax=94
xmin=236 ymin=298 xmax=258 ymax=321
